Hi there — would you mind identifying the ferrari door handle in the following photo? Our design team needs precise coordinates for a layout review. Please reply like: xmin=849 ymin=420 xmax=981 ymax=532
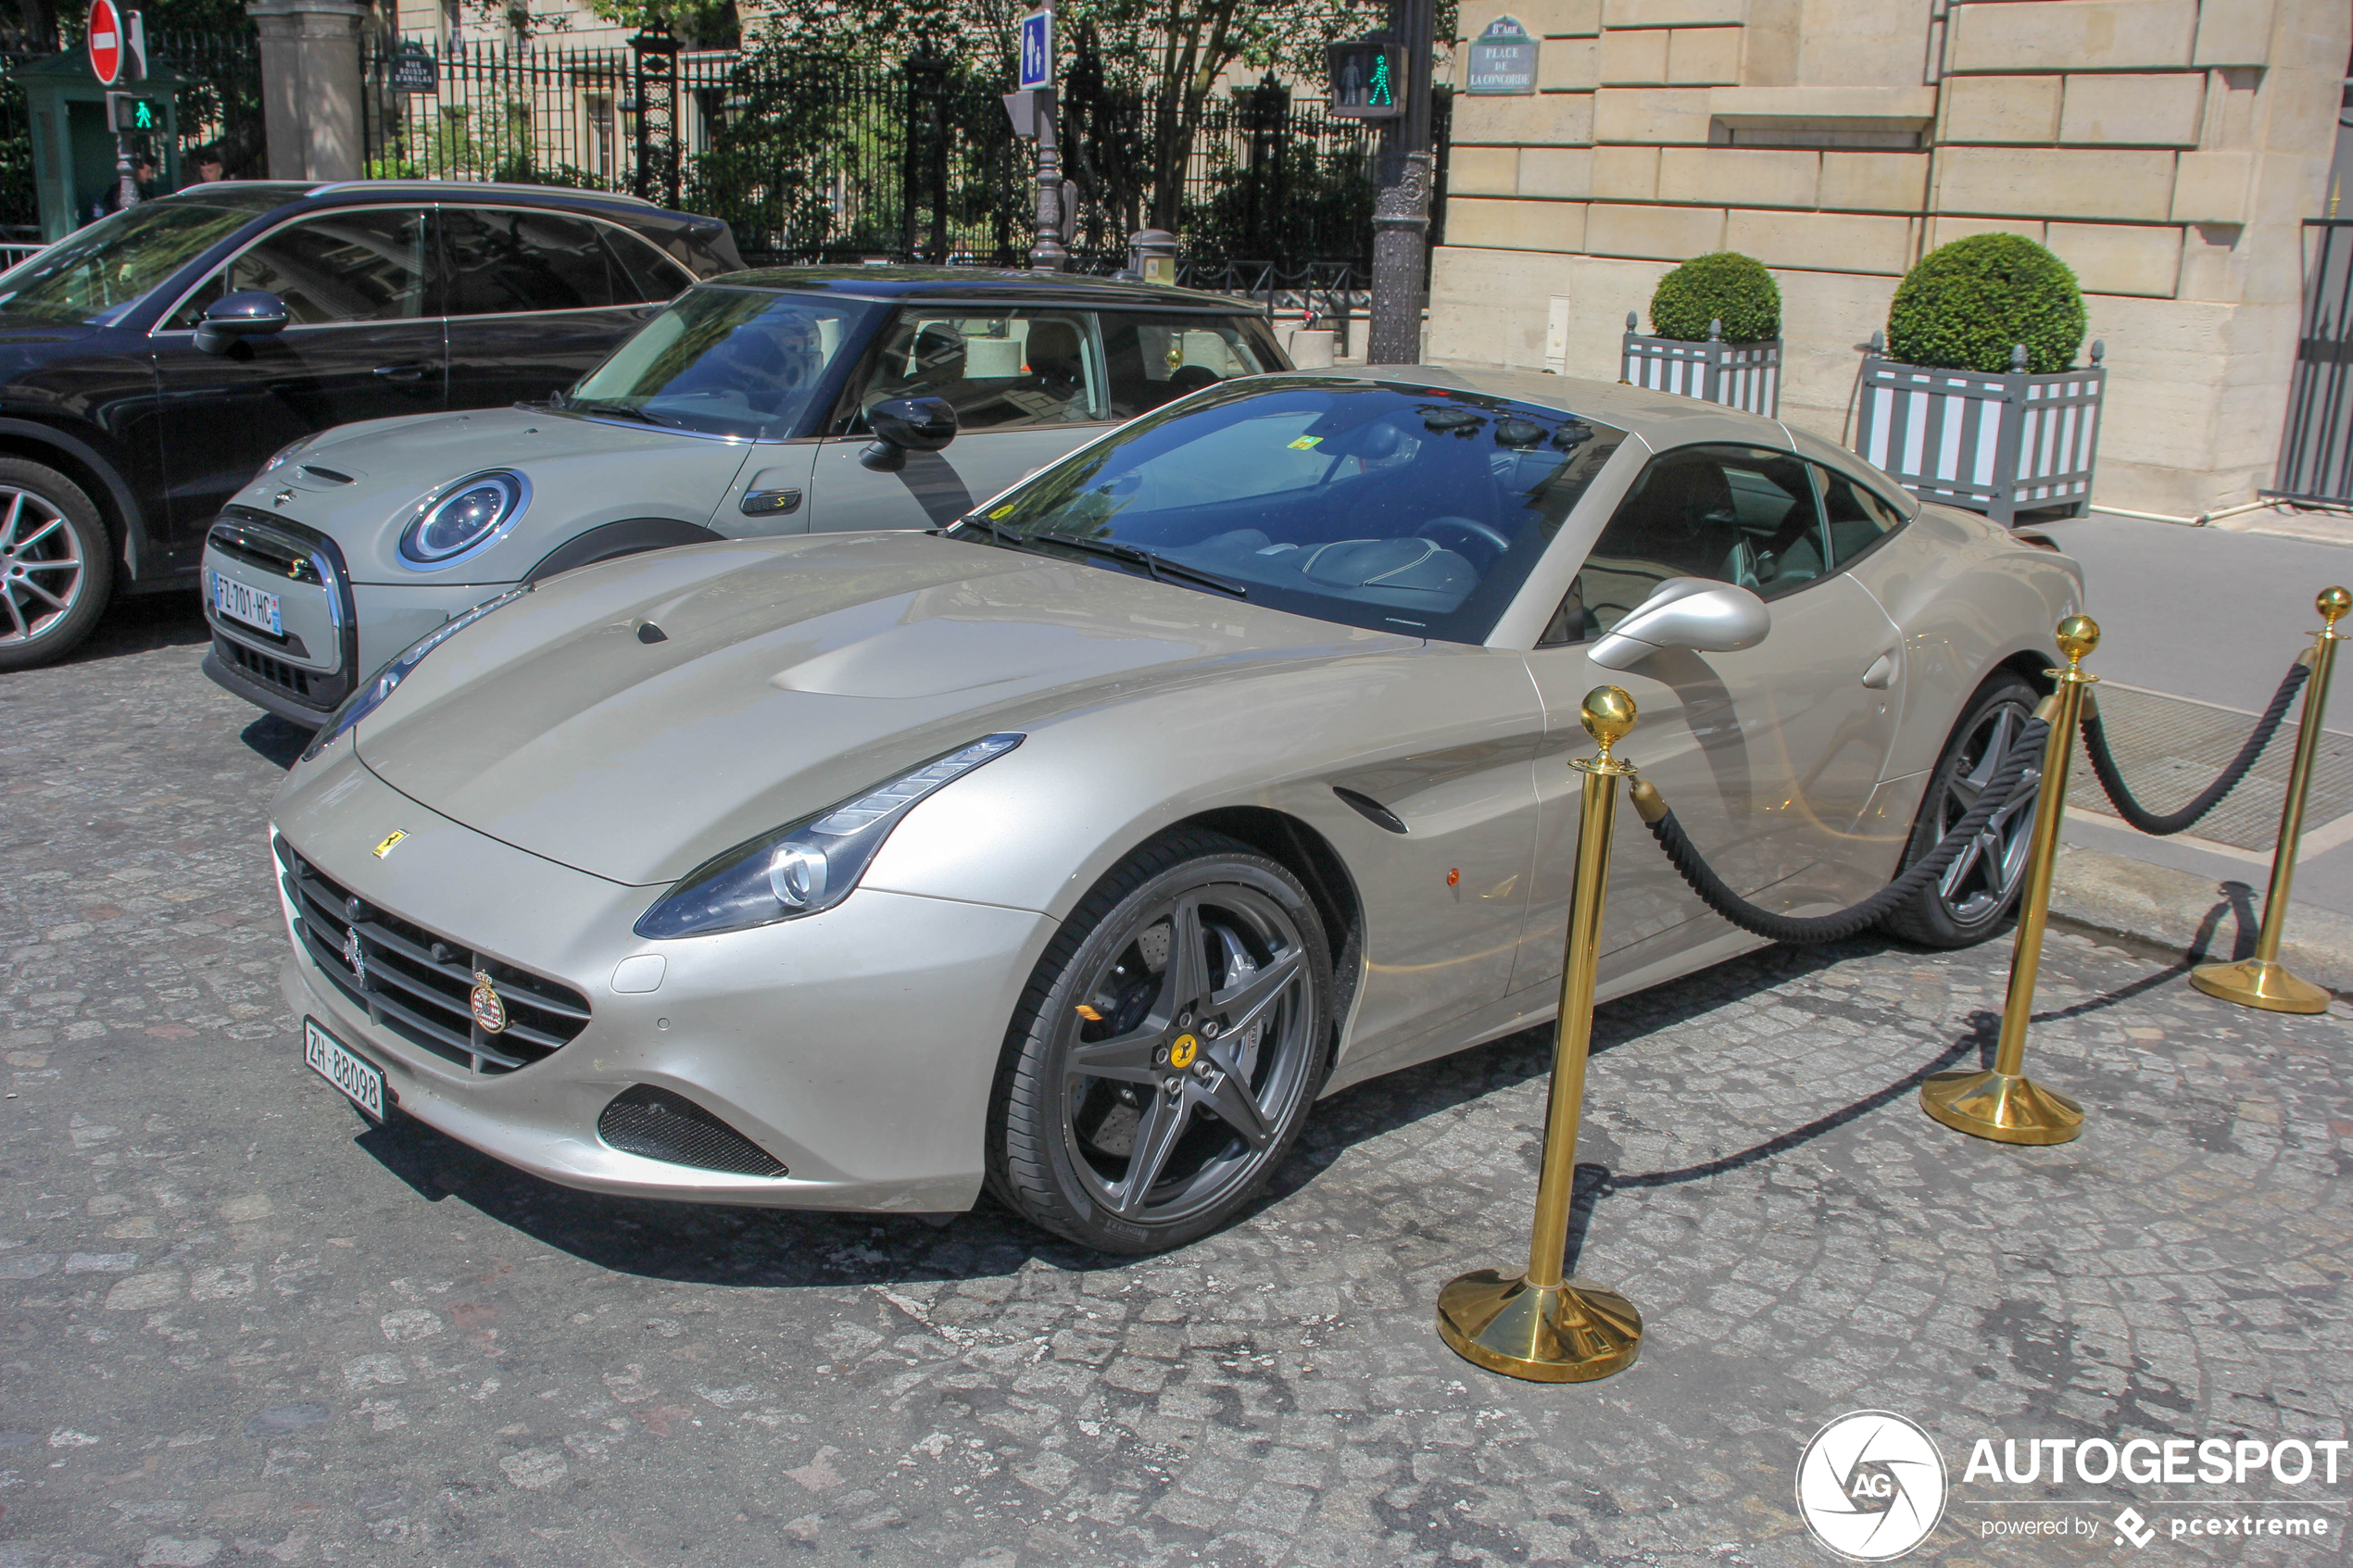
xmin=372 ymin=364 xmax=430 ymax=382
xmin=1861 ymin=651 xmax=1897 ymax=689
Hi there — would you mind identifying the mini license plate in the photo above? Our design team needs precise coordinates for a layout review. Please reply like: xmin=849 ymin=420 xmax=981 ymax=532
xmin=304 ymin=1018 xmax=384 ymax=1120
xmin=210 ymin=571 xmax=283 ymax=636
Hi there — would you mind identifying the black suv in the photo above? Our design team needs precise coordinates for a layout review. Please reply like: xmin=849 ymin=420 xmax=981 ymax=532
xmin=0 ymin=180 xmax=740 ymax=669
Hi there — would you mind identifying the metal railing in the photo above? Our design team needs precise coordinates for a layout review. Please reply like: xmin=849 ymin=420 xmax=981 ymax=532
xmin=2270 ymin=220 xmax=2353 ymax=508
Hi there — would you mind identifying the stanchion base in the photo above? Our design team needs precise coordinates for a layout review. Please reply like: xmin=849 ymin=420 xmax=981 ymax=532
xmin=2188 ymin=959 xmax=2331 ymax=1015
xmin=1435 ymin=1270 xmax=1642 ymax=1383
xmin=1919 ymin=1069 xmax=2082 ymax=1145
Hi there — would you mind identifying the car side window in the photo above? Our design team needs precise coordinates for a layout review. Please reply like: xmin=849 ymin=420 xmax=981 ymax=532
xmin=167 ymin=207 xmax=431 ymax=328
xmin=1096 ymin=312 xmax=1275 ymax=419
xmin=438 ymin=207 xmax=633 ymax=317
xmin=1542 ymin=444 xmax=1826 ymax=646
xmin=853 ymin=308 xmax=1105 ymax=432
xmin=1813 ymin=461 xmax=1910 ymax=566
xmin=599 ymin=224 xmax=696 ymax=304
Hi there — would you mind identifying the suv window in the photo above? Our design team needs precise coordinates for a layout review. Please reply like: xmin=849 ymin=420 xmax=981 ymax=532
xmin=600 ymin=224 xmax=696 ymax=304
xmin=1 ymin=201 xmax=255 ymax=324
xmin=168 ymin=207 xmax=431 ymax=327
xmin=439 ymin=207 xmax=639 ymax=316
xmin=1546 ymin=444 xmax=1826 ymax=645
xmin=1813 ymin=461 xmax=1909 ymax=565
xmin=1097 ymin=313 xmax=1276 ymax=419
xmin=855 ymin=308 xmax=1104 ymax=431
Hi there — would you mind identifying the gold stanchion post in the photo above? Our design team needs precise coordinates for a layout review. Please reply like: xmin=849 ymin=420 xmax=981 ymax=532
xmin=1437 ymin=686 xmax=1643 ymax=1383
xmin=1919 ymin=615 xmax=2098 ymax=1147
xmin=2191 ymin=586 xmax=2351 ymax=1014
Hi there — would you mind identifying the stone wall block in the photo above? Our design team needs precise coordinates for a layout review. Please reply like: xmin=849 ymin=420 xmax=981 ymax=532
xmin=1723 ymin=208 xmax=1912 ymax=274
xmin=1450 ymin=145 xmax=1523 ymax=196
xmin=2058 ymin=72 xmax=2205 ymax=145
xmin=1927 ymin=215 xmax=2050 ymax=248
xmin=2045 ymin=221 xmax=2185 ymax=296
xmin=1940 ymin=76 xmax=2064 ymax=144
xmin=1945 ymin=0 xmax=2198 ymax=73
xmin=1585 ymin=201 xmax=1728 ymax=259
xmin=1539 ymin=38 xmax=1599 ymax=91
xmin=1936 ymin=146 xmax=2179 ymax=222
xmin=1444 ymin=197 xmax=1592 ymax=254
xmin=1818 ymin=151 xmax=1930 ymax=211
xmin=1667 ymin=26 xmax=1743 ymax=84
xmin=1520 ymin=145 xmax=1596 ymax=198
xmin=2192 ymin=0 xmax=2275 ymax=64
xmin=1457 ymin=91 xmax=1596 ymax=145
xmin=1602 ymin=0 xmax=1745 ymax=27
xmin=1594 ymin=86 xmax=1715 ymax=144
xmin=1458 ymin=0 xmax=1606 ymax=43
xmin=1599 ymin=28 xmax=1672 ymax=84
xmin=1657 ymin=146 xmax=1818 ymax=207
xmin=1593 ymin=144 xmax=1664 ymax=199
xmin=2170 ymin=148 xmax=2253 ymax=224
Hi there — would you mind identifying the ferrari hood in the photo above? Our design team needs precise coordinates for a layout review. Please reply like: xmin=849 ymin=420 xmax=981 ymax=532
xmin=349 ymin=532 xmax=1415 ymax=884
xmin=233 ymin=406 xmax=750 ymax=583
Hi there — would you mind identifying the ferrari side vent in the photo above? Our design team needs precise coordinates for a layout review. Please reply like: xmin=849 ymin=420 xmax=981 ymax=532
xmin=597 ymin=1086 xmax=788 ymax=1178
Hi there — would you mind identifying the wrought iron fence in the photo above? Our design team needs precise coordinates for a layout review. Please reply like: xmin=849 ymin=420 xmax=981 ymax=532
xmin=361 ymin=37 xmax=1427 ymax=274
xmin=2271 ymin=220 xmax=2353 ymax=508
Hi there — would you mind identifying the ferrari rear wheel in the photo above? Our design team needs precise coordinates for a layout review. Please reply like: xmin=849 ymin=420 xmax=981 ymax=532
xmin=988 ymin=829 xmax=1333 ymax=1255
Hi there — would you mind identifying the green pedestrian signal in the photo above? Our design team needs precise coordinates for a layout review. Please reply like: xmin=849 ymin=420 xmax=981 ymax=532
xmin=104 ymin=91 xmax=164 ymax=133
xmin=1325 ymin=40 xmax=1405 ymax=119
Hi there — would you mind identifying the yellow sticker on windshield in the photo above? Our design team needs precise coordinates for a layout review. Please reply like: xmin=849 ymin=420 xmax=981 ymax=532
xmin=989 ymin=504 xmax=1014 ymax=518
xmin=1287 ymin=435 xmax=1322 ymax=450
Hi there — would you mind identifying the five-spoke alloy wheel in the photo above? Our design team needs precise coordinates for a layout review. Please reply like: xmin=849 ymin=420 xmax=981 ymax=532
xmin=0 ymin=458 xmax=111 ymax=671
xmin=990 ymin=829 xmax=1334 ymax=1253
xmin=1882 ymin=671 xmax=2042 ymax=947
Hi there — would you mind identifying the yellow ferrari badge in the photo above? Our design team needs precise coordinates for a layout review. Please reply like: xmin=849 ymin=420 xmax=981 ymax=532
xmin=1169 ymin=1033 xmax=1200 ymax=1069
xmin=372 ymin=830 xmax=407 ymax=859
xmin=469 ymin=971 xmax=510 ymax=1035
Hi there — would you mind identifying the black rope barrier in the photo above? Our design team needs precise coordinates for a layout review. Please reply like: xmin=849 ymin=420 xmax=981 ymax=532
xmin=2079 ymin=656 xmax=2309 ymax=836
xmin=1631 ymin=718 xmax=2048 ymax=946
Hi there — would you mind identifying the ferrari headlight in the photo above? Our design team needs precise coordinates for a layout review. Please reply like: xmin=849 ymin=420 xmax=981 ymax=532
xmin=298 ymin=584 xmax=532 ymax=761
xmin=399 ymin=470 xmax=530 ymax=566
xmin=635 ymin=734 xmax=1025 ymax=939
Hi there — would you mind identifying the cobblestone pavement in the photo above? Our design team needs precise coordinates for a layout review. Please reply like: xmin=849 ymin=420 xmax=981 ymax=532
xmin=1 ymin=601 xmax=2347 ymax=1568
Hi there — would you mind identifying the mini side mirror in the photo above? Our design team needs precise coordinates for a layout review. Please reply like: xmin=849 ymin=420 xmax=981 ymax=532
xmin=194 ymin=290 xmax=291 ymax=356
xmin=859 ymin=395 xmax=958 ymax=472
xmin=1589 ymin=577 xmax=1770 ymax=670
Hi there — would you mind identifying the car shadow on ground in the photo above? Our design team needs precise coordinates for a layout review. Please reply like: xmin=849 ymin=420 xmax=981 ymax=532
xmin=61 ymin=587 xmax=208 ymax=664
xmin=344 ymin=928 xmax=2191 ymax=1292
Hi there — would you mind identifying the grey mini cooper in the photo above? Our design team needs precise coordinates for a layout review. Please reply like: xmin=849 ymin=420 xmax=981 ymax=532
xmin=199 ymin=268 xmax=1289 ymax=724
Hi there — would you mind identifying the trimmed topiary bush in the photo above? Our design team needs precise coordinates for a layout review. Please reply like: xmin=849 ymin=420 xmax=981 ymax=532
xmin=1886 ymin=233 xmax=2087 ymax=374
xmin=1648 ymin=252 xmax=1781 ymax=343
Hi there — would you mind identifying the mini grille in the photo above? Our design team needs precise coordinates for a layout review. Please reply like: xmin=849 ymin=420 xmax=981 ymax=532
xmin=220 ymin=635 xmax=311 ymax=696
xmin=598 ymin=1085 xmax=789 ymax=1178
xmin=208 ymin=518 xmax=323 ymax=583
xmin=277 ymin=839 xmax=590 ymax=1074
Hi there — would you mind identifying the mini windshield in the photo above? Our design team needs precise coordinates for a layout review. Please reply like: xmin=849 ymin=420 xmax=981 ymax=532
xmin=958 ymin=378 xmax=1625 ymax=643
xmin=0 ymin=201 xmax=260 ymax=323
xmin=563 ymin=285 xmax=879 ymax=438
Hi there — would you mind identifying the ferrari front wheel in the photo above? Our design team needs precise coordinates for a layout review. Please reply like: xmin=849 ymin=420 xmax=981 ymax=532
xmin=988 ymin=829 xmax=1334 ymax=1255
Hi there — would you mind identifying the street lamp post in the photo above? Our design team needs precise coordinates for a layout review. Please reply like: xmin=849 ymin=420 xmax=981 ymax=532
xmin=1367 ymin=0 xmax=1435 ymax=366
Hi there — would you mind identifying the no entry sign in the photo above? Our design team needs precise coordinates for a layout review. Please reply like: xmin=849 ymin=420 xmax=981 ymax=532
xmin=86 ymin=0 xmax=121 ymax=85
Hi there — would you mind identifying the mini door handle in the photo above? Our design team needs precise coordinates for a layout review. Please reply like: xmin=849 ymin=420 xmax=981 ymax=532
xmin=1861 ymin=651 xmax=1897 ymax=689
xmin=372 ymin=364 xmax=429 ymax=382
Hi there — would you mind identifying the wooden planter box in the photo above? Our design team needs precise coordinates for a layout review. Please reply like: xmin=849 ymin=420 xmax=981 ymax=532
xmin=1619 ymin=314 xmax=1780 ymax=417
xmin=1854 ymin=343 xmax=2108 ymax=525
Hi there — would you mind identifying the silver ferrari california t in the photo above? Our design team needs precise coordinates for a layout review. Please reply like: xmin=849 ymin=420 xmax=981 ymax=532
xmin=269 ymin=367 xmax=2081 ymax=1253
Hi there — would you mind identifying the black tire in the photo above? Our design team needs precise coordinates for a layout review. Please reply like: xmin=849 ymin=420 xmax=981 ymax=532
xmin=987 ymin=828 xmax=1334 ymax=1255
xmin=0 ymin=458 xmax=112 ymax=671
xmin=1880 ymin=671 xmax=2043 ymax=947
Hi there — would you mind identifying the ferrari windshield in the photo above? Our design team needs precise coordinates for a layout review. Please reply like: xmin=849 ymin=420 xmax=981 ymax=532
xmin=957 ymin=378 xmax=1625 ymax=643
xmin=564 ymin=285 xmax=880 ymax=438
xmin=0 ymin=199 xmax=264 ymax=323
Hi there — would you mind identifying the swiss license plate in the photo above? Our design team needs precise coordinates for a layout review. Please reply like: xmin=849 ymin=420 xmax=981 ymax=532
xmin=304 ymin=1018 xmax=384 ymax=1120
xmin=210 ymin=571 xmax=283 ymax=636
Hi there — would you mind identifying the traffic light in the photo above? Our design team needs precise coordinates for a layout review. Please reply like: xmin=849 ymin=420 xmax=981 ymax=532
xmin=1326 ymin=39 xmax=1404 ymax=119
xmin=105 ymin=91 xmax=163 ymax=133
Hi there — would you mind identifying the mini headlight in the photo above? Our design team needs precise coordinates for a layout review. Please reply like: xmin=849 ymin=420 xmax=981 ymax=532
xmin=298 ymin=584 xmax=532 ymax=761
xmin=400 ymin=470 xmax=530 ymax=565
xmin=635 ymin=734 xmax=1025 ymax=939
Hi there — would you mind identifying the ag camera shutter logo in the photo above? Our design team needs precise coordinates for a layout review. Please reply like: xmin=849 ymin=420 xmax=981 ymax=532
xmin=1796 ymin=1411 xmax=1948 ymax=1561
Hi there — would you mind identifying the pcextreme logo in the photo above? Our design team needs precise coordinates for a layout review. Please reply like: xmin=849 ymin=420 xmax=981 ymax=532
xmin=1796 ymin=1411 xmax=1948 ymax=1562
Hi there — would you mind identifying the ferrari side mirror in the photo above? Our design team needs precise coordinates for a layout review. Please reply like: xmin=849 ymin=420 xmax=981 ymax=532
xmin=1589 ymin=577 xmax=1770 ymax=670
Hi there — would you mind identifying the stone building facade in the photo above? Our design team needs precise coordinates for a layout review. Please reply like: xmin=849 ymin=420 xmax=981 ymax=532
xmin=1428 ymin=0 xmax=2349 ymax=518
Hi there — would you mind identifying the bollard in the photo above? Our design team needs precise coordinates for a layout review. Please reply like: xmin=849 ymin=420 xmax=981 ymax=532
xmin=2190 ymin=586 xmax=2351 ymax=1014
xmin=1437 ymin=686 xmax=1643 ymax=1383
xmin=1919 ymin=615 xmax=2098 ymax=1147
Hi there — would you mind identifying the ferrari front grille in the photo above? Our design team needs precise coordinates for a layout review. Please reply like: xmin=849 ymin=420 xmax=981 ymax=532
xmin=277 ymin=839 xmax=590 ymax=1074
xmin=598 ymin=1085 xmax=788 ymax=1178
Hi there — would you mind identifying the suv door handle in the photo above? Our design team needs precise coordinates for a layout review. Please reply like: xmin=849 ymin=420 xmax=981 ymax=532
xmin=372 ymin=364 xmax=430 ymax=382
xmin=1861 ymin=651 xmax=1897 ymax=689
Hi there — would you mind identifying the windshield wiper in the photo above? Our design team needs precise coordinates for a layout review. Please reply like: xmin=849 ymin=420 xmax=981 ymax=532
xmin=1032 ymin=532 xmax=1250 ymax=600
xmin=560 ymin=395 xmax=676 ymax=428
